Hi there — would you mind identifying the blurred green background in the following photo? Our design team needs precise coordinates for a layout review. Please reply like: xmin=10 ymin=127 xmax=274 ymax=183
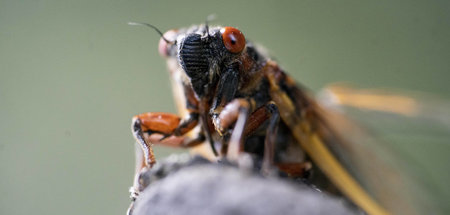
xmin=1 ymin=0 xmax=449 ymax=214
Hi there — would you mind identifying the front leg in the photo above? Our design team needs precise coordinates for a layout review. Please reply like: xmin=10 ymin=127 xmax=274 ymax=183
xmin=129 ymin=111 xmax=204 ymax=208
xmin=131 ymin=112 xmax=201 ymax=168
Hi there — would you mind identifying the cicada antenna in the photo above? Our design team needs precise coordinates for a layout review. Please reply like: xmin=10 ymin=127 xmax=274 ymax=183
xmin=128 ymin=22 xmax=174 ymax=44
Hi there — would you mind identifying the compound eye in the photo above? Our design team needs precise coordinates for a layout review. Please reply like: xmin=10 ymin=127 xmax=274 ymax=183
xmin=220 ymin=27 xmax=246 ymax=53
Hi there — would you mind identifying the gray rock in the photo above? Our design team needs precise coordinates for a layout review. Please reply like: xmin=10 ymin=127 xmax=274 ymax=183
xmin=131 ymin=155 xmax=358 ymax=215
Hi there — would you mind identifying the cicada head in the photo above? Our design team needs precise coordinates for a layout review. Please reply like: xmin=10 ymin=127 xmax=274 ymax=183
xmin=158 ymin=25 xmax=247 ymax=98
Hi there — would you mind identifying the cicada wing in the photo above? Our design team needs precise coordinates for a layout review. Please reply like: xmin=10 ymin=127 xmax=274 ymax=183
xmin=317 ymin=84 xmax=450 ymax=215
xmin=318 ymin=84 xmax=450 ymax=134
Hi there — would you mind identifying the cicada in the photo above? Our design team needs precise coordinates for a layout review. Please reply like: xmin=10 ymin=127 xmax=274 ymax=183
xmin=128 ymin=23 xmax=445 ymax=215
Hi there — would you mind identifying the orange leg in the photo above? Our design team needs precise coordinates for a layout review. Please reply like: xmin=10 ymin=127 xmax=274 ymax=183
xmin=131 ymin=112 xmax=203 ymax=168
xmin=129 ymin=112 xmax=204 ymax=212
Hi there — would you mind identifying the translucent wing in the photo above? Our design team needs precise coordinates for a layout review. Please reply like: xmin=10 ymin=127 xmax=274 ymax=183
xmin=317 ymin=84 xmax=450 ymax=215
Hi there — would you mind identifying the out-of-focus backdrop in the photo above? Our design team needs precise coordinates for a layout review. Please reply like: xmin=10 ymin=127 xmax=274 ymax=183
xmin=1 ymin=0 xmax=449 ymax=214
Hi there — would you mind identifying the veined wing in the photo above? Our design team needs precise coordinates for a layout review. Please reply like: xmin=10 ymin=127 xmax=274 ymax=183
xmin=264 ymin=62 xmax=445 ymax=215
xmin=265 ymin=67 xmax=388 ymax=215
xmin=316 ymin=84 xmax=450 ymax=214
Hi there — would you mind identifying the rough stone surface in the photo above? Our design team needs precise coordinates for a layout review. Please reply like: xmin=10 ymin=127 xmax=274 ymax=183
xmin=132 ymin=155 xmax=358 ymax=215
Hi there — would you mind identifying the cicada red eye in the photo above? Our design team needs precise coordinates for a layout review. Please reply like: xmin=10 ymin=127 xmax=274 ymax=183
xmin=220 ymin=27 xmax=246 ymax=53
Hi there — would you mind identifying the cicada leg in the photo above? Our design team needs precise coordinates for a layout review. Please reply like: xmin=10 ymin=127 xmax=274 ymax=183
xmin=129 ymin=112 xmax=205 ymax=211
xmin=132 ymin=112 xmax=180 ymax=168
xmin=131 ymin=112 xmax=204 ymax=166
xmin=214 ymin=99 xmax=311 ymax=176
xmin=211 ymin=99 xmax=279 ymax=173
